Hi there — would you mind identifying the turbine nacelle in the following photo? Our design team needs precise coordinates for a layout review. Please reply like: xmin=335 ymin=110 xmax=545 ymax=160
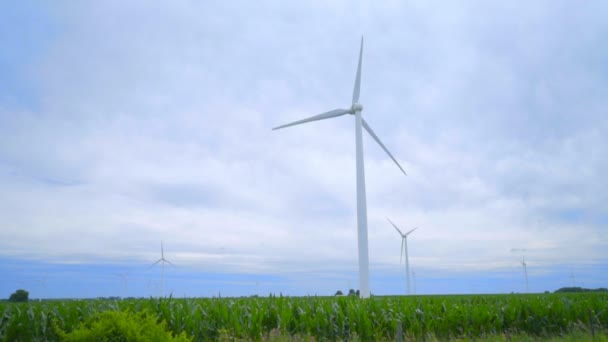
xmin=351 ymin=103 xmax=363 ymax=113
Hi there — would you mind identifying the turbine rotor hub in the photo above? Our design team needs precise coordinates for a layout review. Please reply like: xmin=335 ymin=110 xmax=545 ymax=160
xmin=351 ymin=103 xmax=363 ymax=113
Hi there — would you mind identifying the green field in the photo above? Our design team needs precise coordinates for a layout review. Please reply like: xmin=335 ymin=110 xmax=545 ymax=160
xmin=1 ymin=293 xmax=607 ymax=341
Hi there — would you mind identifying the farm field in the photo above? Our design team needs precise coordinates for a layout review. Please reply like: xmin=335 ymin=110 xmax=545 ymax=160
xmin=1 ymin=292 xmax=607 ymax=341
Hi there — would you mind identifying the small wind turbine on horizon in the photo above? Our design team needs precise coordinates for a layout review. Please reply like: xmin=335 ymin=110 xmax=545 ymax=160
xmin=34 ymin=273 xmax=49 ymax=300
xmin=569 ymin=273 xmax=576 ymax=287
xmin=114 ymin=272 xmax=129 ymax=298
xmin=272 ymin=37 xmax=407 ymax=299
xmin=521 ymin=256 xmax=529 ymax=293
xmin=387 ymin=217 xmax=417 ymax=295
xmin=150 ymin=241 xmax=174 ymax=297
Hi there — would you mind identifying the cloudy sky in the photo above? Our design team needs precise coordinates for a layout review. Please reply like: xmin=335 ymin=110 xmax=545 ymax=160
xmin=1 ymin=1 xmax=607 ymax=299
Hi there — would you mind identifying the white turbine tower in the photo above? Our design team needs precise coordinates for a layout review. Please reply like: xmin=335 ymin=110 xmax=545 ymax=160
xmin=273 ymin=37 xmax=406 ymax=299
xmin=150 ymin=241 xmax=174 ymax=297
xmin=521 ymin=256 xmax=529 ymax=293
xmin=412 ymin=270 xmax=417 ymax=295
xmin=387 ymin=217 xmax=417 ymax=295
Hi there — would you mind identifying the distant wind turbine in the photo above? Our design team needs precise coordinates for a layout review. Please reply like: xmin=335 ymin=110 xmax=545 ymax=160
xmin=273 ymin=37 xmax=407 ymax=298
xmin=34 ymin=273 xmax=49 ymax=300
xmin=150 ymin=241 xmax=174 ymax=297
xmin=387 ymin=217 xmax=417 ymax=295
xmin=570 ymin=273 xmax=576 ymax=287
xmin=521 ymin=256 xmax=529 ymax=293
xmin=114 ymin=272 xmax=129 ymax=298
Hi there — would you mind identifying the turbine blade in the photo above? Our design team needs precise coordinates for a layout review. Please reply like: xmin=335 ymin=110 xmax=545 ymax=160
xmin=387 ymin=217 xmax=404 ymax=236
xmin=362 ymin=119 xmax=407 ymax=175
xmin=272 ymin=109 xmax=350 ymax=130
xmin=149 ymin=259 xmax=162 ymax=268
xmin=165 ymin=259 xmax=175 ymax=266
xmin=405 ymin=227 xmax=418 ymax=236
xmin=352 ymin=36 xmax=364 ymax=104
xmin=161 ymin=241 xmax=164 ymax=258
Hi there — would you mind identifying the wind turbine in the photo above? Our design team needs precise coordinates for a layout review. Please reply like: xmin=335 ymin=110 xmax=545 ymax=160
xmin=150 ymin=241 xmax=174 ymax=297
xmin=387 ymin=217 xmax=417 ymax=295
xmin=569 ymin=273 xmax=576 ymax=287
xmin=114 ymin=272 xmax=129 ymax=298
xmin=34 ymin=273 xmax=49 ymax=300
xmin=521 ymin=256 xmax=529 ymax=293
xmin=272 ymin=37 xmax=406 ymax=298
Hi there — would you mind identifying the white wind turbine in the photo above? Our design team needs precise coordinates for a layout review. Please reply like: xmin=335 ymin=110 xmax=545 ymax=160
xmin=114 ymin=272 xmax=129 ymax=298
xmin=387 ymin=217 xmax=417 ymax=295
xmin=272 ymin=37 xmax=406 ymax=299
xmin=150 ymin=241 xmax=174 ymax=297
xmin=521 ymin=256 xmax=529 ymax=293
xmin=34 ymin=273 xmax=49 ymax=300
xmin=569 ymin=273 xmax=576 ymax=287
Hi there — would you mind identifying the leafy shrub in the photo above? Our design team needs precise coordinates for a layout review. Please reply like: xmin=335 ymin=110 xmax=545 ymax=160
xmin=56 ymin=310 xmax=192 ymax=342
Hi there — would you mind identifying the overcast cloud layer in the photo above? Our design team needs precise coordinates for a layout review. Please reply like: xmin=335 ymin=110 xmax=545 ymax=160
xmin=1 ymin=1 xmax=607 ymax=297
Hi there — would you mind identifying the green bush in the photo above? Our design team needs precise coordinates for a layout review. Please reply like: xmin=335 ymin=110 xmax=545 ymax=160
xmin=56 ymin=310 xmax=192 ymax=342
xmin=8 ymin=289 xmax=29 ymax=302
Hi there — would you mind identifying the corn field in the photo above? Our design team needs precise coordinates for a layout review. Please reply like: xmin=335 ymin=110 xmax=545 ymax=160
xmin=1 ymin=293 xmax=607 ymax=341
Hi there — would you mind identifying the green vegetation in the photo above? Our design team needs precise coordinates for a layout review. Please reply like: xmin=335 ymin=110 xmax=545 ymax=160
xmin=56 ymin=310 xmax=191 ymax=341
xmin=8 ymin=289 xmax=29 ymax=303
xmin=0 ymin=293 xmax=606 ymax=341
